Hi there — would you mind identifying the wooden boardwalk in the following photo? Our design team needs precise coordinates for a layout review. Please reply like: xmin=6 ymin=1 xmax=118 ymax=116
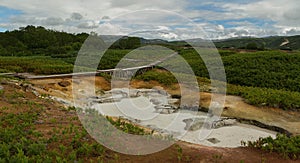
xmin=12 ymin=52 xmax=177 ymax=80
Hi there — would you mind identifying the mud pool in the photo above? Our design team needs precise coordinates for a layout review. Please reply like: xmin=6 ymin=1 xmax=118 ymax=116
xmin=76 ymin=88 xmax=277 ymax=147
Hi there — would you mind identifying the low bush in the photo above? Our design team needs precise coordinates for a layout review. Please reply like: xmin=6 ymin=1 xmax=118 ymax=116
xmin=243 ymin=134 xmax=300 ymax=159
xmin=135 ymin=69 xmax=177 ymax=86
xmin=227 ymin=84 xmax=300 ymax=110
xmin=0 ymin=56 xmax=73 ymax=74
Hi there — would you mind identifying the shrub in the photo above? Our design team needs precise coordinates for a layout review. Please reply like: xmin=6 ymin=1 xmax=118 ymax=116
xmin=135 ymin=70 xmax=177 ymax=86
xmin=227 ymin=84 xmax=300 ymax=110
xmin=243 ymin=134 xmax=300 ymax=159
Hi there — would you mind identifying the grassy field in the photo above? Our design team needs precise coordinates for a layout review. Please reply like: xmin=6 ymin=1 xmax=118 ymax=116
xmin=0 ymin=56 xmax=73 ymax=74
xmin=0 ymin=79 xmax=154 ymax=162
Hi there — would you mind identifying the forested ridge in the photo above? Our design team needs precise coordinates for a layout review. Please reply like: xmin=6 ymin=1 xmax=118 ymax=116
xmin=0 ymin=26 xmax=88 ymax=56
xmin=0 ymin=25 xmax=144 ymax=56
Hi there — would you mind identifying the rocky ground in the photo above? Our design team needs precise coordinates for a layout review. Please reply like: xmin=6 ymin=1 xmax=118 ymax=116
xmin=1 ymin=77 xmax=299 ymax=162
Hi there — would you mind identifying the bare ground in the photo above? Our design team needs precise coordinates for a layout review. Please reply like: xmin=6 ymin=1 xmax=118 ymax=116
xmin=30 ymin=76 xmax=300 ymax=135
xmin=1 ymin=79 xmax=299 ymax=162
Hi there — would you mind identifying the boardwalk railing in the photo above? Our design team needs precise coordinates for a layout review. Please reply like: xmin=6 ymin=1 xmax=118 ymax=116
xmin=12 ymin=52 xmax=177 ymax=80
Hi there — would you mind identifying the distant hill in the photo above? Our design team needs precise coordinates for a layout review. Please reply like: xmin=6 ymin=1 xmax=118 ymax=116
xmin=213 ymin=36 xmax=300 ymax=50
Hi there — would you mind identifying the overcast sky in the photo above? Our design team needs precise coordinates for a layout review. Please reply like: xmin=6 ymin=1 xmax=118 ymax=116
xmin=0 ymin=0 xmax=300 ymax=40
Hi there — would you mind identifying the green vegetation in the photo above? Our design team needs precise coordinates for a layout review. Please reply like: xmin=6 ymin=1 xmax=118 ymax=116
xmin=180 ymin=49 xmax=300 ymax=92
xmin=246 ymin=42 xmax=259 ymax=50
xmin=88 ymin=47 xmax=300 ymax=97
xmin=242 ymin=134 xmax=300 ymax=159
xmin=98 ymin=49 xmax=130 ymax=69
xmin=0 ymin=89 xmax=106 ymax=162
xmin=0 ymin=84 xmax=158 ymax=162
xmin=0 ymin=26 xmax=88 ymax=56
xmin=0 ymin=26 xmax=143 ymax=57
xmin=223 ymin=51 xmax=300 ymax=92
xmin=212 ymin=154 xmax=223 ymax=163
xmin=0 ymin=50 xmax=129 ymax=74
xmin=135 ymin=69 xmax=177 ymax=86
xmin=106 ymin=117 xmax=146 ymax=135
xmin=0 ymin=56 xmax=74 ymax=74
xmin=227 ymin=84 xmax=300 ymax=110
xmin=111 ymin=37 xmax=142 ymax=49
xmin=214 ymin=35 xmax=300 ymax=50
xmin=175 ymin=144 xmax=183 ymax=161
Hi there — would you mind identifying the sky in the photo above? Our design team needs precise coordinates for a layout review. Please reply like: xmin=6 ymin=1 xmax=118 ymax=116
xmin=0 ymin=0 xmax=300 ymax=40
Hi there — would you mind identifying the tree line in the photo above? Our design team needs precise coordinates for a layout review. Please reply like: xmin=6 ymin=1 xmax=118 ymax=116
xmin=0 ymin=25 xmax=143 ymax=57
xmin=0 ymin=26 xmax=88 ymax=56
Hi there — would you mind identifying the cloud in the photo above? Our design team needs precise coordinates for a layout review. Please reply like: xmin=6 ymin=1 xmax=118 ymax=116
xmin=71 ymin=12 xmax=83 ymax=20
xmin=77 ymin=21 xmax=99 ymax=29
xmin=187 ymin=0 xmax=300 ymax=38
xmin=160 ymin=32 xmax=178 ymax=40
xmin=42 ymin=17 xmax=64 ymax=26
xmin=10 ymin=16 xmax=38 ymax=24
xmin=157 ymin=26 xmax=170 ymax=31
xmin=217 ymin=25 xmax=224 ymax=31
xmin=108 ymin=0 xmax=187 ymax=11
xmin=0 ymin=0 xmax=300 ymax=39
xmin=102 ymin=16 xmax=110 ymax=20
xmin=221 ymin=0 xmax=300 ymax=26
xmin=285 ymin=28 xmax=300 ymax=35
